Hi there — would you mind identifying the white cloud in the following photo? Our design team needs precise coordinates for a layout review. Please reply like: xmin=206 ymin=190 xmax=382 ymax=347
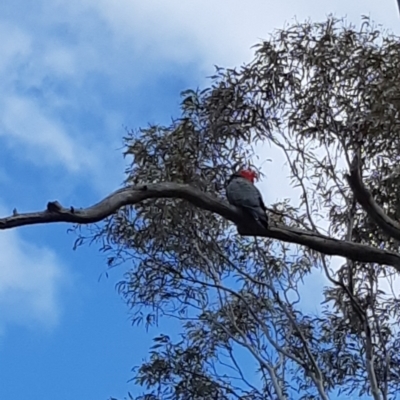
xmin=42 ymin=47 xmax=77 ymax=77
xmin=0 ymin=15 xmax=128 ymax=196
xmin=0 ymin=221 xmax=68 ymax=333
xmin=0 ymin=95 xmax=99 ymax=172
xmin=0 ymin=0 xmax=397 ymax=193
xmin=0 ymin=21 xmax=31 ymax=75
xmin=60 ymin=0 xmax=400 ymax=71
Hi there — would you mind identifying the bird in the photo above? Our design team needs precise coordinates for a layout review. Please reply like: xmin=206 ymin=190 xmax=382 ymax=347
xmin=225 ymin=169 xmax=269 ymax=229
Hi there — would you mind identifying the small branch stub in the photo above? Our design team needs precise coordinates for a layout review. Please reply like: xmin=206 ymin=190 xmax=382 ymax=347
xmin=47 ymin=201 xmax=63 ymax=213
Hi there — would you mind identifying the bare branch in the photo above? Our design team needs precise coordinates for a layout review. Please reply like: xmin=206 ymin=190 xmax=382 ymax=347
xmin=264 ymin=363 xmax=287 ymax=400
xmin=346 ymin=154 xmax=400 ymax=242
xmin=273 ymin=292 xmax=328 ymax=398
xmin=364 ymin=318 xmax=382 ymax=400
xmin=2 ymin=182 xmax=400 ymax=268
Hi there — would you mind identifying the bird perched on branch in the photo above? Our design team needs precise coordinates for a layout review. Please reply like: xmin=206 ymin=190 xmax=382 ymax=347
xmin=226 ymin=169 xmax=269 ymax=229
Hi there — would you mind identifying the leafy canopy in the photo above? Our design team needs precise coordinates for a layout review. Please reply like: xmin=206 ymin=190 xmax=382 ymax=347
xmin=92 ymin=16 xmax=400 ymax=400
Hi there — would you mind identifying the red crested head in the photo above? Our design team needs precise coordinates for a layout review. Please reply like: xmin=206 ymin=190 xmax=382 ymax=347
xmin=238 ymin=169 xmax=257 ymax=183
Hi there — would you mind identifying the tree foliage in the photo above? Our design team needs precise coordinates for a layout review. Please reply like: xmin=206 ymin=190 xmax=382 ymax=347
xmin=5 ymin=15 xmax=400 ymax=400
xmin=96 ymin=16 xmax=400 ymax=400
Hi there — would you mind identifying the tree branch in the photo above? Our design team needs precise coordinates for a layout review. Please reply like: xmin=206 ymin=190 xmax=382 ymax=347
xmin=345 ymin=153 xmax=400 ymax=242
xmin=2 ymin=182 xmax=400 ymax=268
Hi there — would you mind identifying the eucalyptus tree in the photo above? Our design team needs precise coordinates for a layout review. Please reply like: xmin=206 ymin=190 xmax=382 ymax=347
xmin=4 ymin=16 xmax=400 ymax=400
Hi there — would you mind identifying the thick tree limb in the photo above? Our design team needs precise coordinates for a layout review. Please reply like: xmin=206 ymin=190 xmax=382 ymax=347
xmin=2 ymin=182 xmax=400 ymax=268
xmin=346 ymin=153 xmax=400 ymax=242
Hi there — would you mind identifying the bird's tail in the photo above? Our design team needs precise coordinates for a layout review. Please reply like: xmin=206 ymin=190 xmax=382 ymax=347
xmin=247 ymin=208 xmax=269 ymax=229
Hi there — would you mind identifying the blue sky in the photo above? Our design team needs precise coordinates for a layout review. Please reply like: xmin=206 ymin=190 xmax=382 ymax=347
xmin=0 ymin=1 xmax=399 ymax=399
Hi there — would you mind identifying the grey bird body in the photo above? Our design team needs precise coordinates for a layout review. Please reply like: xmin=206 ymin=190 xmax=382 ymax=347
xmin=226 ymin=173 xmax=269 ymax=229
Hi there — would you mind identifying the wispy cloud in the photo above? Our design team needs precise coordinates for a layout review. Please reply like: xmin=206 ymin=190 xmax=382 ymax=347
xmin=0 ymin=213 xmax=69 ymax=334
xmin=0 ymin=15 xmax=128 ymax=194
xmin=64 ymin=0 xmax=400 ymax=69
xmin=0 ymin=95 xmax=98 ymax=172
xmin=1 ymin=0 xmax=399 ymax=190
